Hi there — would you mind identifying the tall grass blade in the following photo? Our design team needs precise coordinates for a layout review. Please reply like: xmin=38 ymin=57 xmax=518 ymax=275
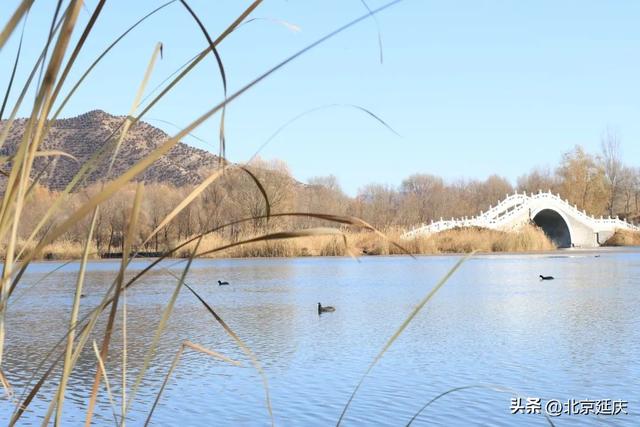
xmin=121 ymin=263 xmax=128 ymax=427
xmin=25 ymin=0 xmax=103 ymax=193
xmin=144 ymin=340 xmax=240 ymax=426
xmin=48 ymin=0 xmax=106 ymax=111
xmin=11 ymin=259 xmax=77 ymax=303
xmin=241 ymin=17 xmax=302 ymax=33
xmin=181 ymin=281 xmax=275 ymax=426
xmin=0 ymin=0 xmax=84 ymax=373
xmin=12 ymin=267 xmax=126 ymax=424
xmin=9 ymin=351 xmax=62 ymax=425
xmin=84 ymin=184 xmax=144 ymax=426
xmin=182 ymin=341 xmax=242 ymax=365
xmin=140 ymin=53 xmax=200 ymax=106
xmin=107 ymin=42 xmax=163 ymax=176
xmin=0 ymin=0 xmax=34 ymax=50
xmin=146 ymin=117 xmax=212 ymax=146
xmin=0 ymin=0 xmax=66 ymax=175
xmin=406 ymin=384 xmax=556 ymax=427
xmin=144 ymin=345 xmax=184 ymax=427
xmin=0 ymin=9 xmax=65 ymax=153
xmin=50 ymin=1 xmax=176 ymax=120
xmin=14 ymin=139 xmax=113 ymax=261
xmin=0 ymin=0 xmax=78 ymax=244
xmin=239 ymin=166 xmax=271 ymax=220
xmin=178 ymin=0 xmax=229 ymax=162
xmin=0 ymin=367 xmax=14 ymax=399
xmin=250 ymin=103 xmax=400 ymax=162
xmin=336 ymin=253 xmax=471 ymax=426
xmin=123 ymin=237 xmax=202 ymax=424
xmin=358 ymin=0 xmax=384 ymax=63
xmin=0 ymin=8 xmax=29 ymax=120
xmin=140 ymin=168 xmax=224 ymax=248
xmin=141 ymin=11 xmax=304 ymax=108
xmin=141 ymin=165 xmax=270 ymax=248
xmin=0 ymin=150 xmax=77 ymax=169
xmin=54 ymin=207 xmax=98 ymax=426
xmin=92 ymin=340 xmax=119 ymax=426
xmin=34 ymin=0 xmax=64 ymax=95
xmin=137 ymin=0 xmax=263 ymax=118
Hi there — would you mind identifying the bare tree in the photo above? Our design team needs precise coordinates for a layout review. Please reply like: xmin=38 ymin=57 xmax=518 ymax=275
xmin=633 ymin=167 xmax=640 ymax=213
xmin=398 ymin=174 xmax=446 ymax=225
xmin=600 ymin=127 xmax=623 ymax=215
xmin=516 ymin=167 xmax=558 ymax=194
xmin=618 ymin=167 xmax=637 ymax=215
xmin=556 ymin=145 xmax=607 ymax=215
xmin=356 ymin=183 xmax=398 ymax=228
xmin=304 ymin=175 xmax=349 ymax=226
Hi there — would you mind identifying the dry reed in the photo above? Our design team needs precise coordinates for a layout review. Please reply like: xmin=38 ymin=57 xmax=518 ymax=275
xmin=174 ymin=224 xmax=555 ymax=258
xmin=604 ymin=229 xmax=640 ymax=246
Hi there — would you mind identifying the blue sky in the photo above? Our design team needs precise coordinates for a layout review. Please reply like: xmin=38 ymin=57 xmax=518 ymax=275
xmin=2 ymin=1 xmax=639 ymax=195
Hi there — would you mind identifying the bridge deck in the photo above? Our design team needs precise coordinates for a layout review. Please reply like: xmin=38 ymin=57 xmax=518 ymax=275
xmin=402 ymin=190 xmax=639 ymax=247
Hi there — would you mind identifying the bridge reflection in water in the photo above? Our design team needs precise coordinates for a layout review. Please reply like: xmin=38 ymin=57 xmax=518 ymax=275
xmin=402 ymin=190 xmax=640 ymax=248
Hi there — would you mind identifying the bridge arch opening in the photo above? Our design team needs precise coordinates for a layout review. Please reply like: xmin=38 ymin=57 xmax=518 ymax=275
xmin=532 ymin=209 xmax=572 ymax=248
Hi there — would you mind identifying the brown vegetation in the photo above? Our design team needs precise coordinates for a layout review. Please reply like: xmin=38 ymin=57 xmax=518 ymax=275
xmin=2 ymin=220 xmax=556 ymax=260
xmin=121 ymin=224 xmax=556 ymax=259
xmin=3 ymin=140 xmax=640 ymax=260
xmin=603 ymin=230 xmax=640 ymax=247
xmin=355 ymin=224 xmax=555 ymax=255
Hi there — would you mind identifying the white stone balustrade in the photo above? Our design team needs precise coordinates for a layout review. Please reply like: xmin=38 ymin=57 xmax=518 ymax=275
xmin=401 ymin=190 xmax=639 ymax=247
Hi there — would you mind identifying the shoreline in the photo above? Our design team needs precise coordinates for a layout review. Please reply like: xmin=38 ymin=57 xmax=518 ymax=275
xmin=20 ymin=245 xmax=640 ymax=264
xmin=15 ymin=226 xmax=640 ymax=262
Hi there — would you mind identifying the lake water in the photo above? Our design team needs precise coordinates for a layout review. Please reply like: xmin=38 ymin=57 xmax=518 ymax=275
xmin=1 ymin=250 xmax=639 ymax=426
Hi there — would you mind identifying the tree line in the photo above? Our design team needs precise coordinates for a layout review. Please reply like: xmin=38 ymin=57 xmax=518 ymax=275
xmin=19 ymin=134 xmax=639 ymax=255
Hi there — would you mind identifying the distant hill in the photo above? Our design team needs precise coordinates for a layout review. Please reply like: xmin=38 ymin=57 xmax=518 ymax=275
xmin=0 ymin=110 xmax=222 ymax=190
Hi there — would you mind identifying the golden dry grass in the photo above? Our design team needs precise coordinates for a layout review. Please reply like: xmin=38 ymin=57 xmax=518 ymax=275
xmin=175 ymin=232 xmax=349 ymax=258
xmin=1 ymin=225 xmax=555 ymax=260
xmin=173 ymin=224 xmax=555 ymax=258
xmin=360 ymin=224 xmax=555 ymax=255
xmin=0 ymin=239 xmax=99 ymax=260
xmin=603 ymin=229 xmax=640 ymax=246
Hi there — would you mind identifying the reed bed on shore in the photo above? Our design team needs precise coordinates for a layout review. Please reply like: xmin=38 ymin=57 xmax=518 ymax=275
xmin=4 ymin=226 xmax=545 ymax=261
xmin=361 ymin=224 xmax=555 ymax=255
xmin=604 ymin=229 xmax=640 ymax=246
xmin=0 ymin=224 xmax=555 ymax=261
xmin=173 ymin=224 xmax=555 ymax=258
xmin=0 ymin=239 xmax=99 ymax=260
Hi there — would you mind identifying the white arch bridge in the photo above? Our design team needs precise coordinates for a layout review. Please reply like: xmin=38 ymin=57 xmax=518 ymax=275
xmin=402 ymin=190 xmax=640 ymax=248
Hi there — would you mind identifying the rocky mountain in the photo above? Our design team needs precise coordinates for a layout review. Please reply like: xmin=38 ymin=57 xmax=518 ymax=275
xmin=0 ymin=110 xmax=222 ymax=190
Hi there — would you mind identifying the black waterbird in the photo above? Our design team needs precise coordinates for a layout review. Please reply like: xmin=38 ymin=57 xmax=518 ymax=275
xmin=318 ymin=303 xmax=335 ymax=314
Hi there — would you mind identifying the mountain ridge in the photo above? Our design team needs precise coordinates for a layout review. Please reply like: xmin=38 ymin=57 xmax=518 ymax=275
xmin=0 ymin=110 xmax=222 ymax=190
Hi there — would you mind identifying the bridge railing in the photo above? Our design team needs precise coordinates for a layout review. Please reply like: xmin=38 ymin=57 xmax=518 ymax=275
xmin=478 ymin=193 xmax=529 ymax=221
xmin=401 ymin=190 xmax=640 ymax=238
xmin=532 ymin=191 xmax=640 ymax=231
